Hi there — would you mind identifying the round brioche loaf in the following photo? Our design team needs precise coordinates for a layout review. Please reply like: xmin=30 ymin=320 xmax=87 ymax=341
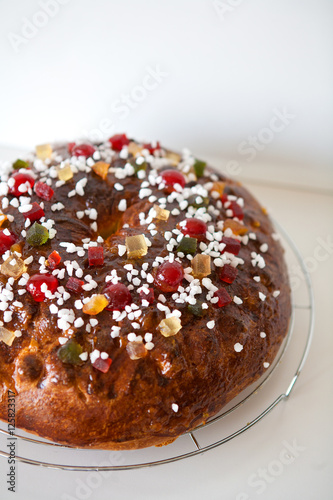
xmin=0 ymin=136 xmax=291 ymax=449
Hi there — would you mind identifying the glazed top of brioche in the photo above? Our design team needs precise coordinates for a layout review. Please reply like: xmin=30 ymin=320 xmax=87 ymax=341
xmin=0 ymin=135 xmax=288 ymax=417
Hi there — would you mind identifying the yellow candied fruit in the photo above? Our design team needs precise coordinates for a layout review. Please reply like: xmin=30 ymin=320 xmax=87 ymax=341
xmin=57 ymin=164 xmax=73 ymax=182
xmin=261 ymin=207 xmax=268 ymax=215
xmin=0 ymin=326 xmax=16 ymax=346
xmin=1 ymin=254 xmax=26 ymax=280
xmin=224 ymin=219 xmax=248 ymax=236
xmin=165 ymin=151 xmax=181 ymax=166
xmin=126 ymin=341 xmax=147 ymax=360
xmin=158 ymin=316 xmax=182 ymax=337
xmin=92 ymin=161 xmax=110 ymax=180
xmin=127 ymin=142 xmax=143 ymax=156
xmin=191 ymin=254 xmax=211 ymax=279
xmin=0 ymin=213 xmax=8 ymax=227
xmin=152 ymin=204 xmax=170 ymax=222
xmin=211 ymin=181 xmax=225 ymax=196
xmin=253 ymin=220 xmax=261 ymax=228
xmin=125 ymin=234 xmax=148 ymax=259
xmin=82 ymin=294 xmax=108 ymax=315
xmin=36 ymin=143 xmax=53 ymax=160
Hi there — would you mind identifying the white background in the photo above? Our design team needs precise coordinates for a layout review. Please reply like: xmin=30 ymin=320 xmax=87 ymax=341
xmin=0 ymin=1 xmax=332 ymax=499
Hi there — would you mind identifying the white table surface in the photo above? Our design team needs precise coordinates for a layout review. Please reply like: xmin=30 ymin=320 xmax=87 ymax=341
xmin=0 ymin=148 xmax=332 ymax=500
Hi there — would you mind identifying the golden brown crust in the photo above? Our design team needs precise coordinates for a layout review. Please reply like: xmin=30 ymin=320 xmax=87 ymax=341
xmin=0 ymin=139 xmax=291 ymax=449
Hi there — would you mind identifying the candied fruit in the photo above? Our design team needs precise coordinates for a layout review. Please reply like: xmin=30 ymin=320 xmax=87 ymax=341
xmin=0 ymin=230 xmax=17 ymax=255
xmin=219 ymin=264 xmax=238 ymax=284
xmin=66 ymin=277 xmax=84 ymax=294
xmin=222 ymin=237 xmax=241 ymax=255
xmin=109 ymin=134 xmax=130 ymax=151
xmin=152 ymin=205 xmax=170 ymax=222
xmin=211 ymin=181 xmax=225 ymax=196
xmin=229 ymin=201 xmax=244 ymax=220
xmin=104 ymin=283 xmax=132 ymax=311
xmin=26 ymin=223 xmax=49 ymax=246
xmin=72 ymin=144 xmax=96 ymax=157
xmin=191 ymin=254 xmax=211 ymax=279
xmin=143 ymin=141 xmax=160 ymax=154
xmin=154 ymin=261 xmax=184 ymax=293
xmin=13 ymin=159 xmax=29 ymax=170
xmin=160 ymin=169 xmax=186 ymax=193
xmin=23 ymin=202 xmax=45 ymax=222
xmin=57 ymin=164 xmax=73 ymax=182
xmin=34 ymin=181 xmax=54 ymax=201
xmin=57 ymin=339 xmax=83 ymax=365
xmin=47 ymin=250 xmax=61 ymax=270
xmin=179 ymin=218 xmax=207 ymax=240
xmin=26 ymin=274 xmax=58 ymax=302
xmin=223 ymin=219 xmax=248 ymax=236
xmin=164 ymin=152 xmax=181 ymax=166
xmin=193 ymin=159 xmax=206 ymax=177
xmin=92 ymin=356 xmax=112 ymax=373
xmin=126 ymin=341 xmax=147 ymax=360
xmin=92 ymin=161 xmax=110 ymax=180
xmin=188 ymin=300 xmax=207 ymax=317
xmin=128 ymin=142 xmax=143 ymax=156
xmin=8 ymin=172 xmax=35 ymax=197
xmin=125 ymin=235 xmax=148 ymax=259
xmin=139 ymin=287 xmax=154 ymax=304
xmin=0 ymin=326 xmax=16 ymax=346
xmin=1 ymin=254 xmax=26 ymax=280
xmin=82 ymin=294 xmax=109 ymax=315
xmin=88 ymin=246 xmax=104 ymax=267
xmin=213 ymin=288 xmax=232 ymax=308
xmin=158 ymin=316 xmax=182 ymax=337
xmin=36 ymin=143 xmax=52 ymax=160
xmin=177 ymin=237 xmax=197 ymax=255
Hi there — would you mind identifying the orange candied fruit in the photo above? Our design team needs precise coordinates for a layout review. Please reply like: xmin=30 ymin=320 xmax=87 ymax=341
xmin=191 ymin=254 xmax=211 ymax=279
xmin=224 ymin=219 xmax=248 ymax=236
xmin=82 ymin=294 xmax=108 ymax=315
xmin=92 ymin=161 xmax=110 ymax=180
xmin=211 ymin=181 xmax=225 ymax=196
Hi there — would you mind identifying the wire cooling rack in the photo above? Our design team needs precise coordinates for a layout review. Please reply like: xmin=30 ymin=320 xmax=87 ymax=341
xmin=0 ymin=220 xmax=314 ymax=471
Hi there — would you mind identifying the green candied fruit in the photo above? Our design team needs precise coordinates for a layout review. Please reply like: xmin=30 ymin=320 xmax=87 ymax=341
xmin=193 ymin=159 xmax=206 ymax=177
xmin=130 ymin=158 xmax=147 ymax=174
xmin=187 ymin=194 xmax=209 ymax=209
xmin=13 ymin=159 xmax=29 ymax=170
xmin=57 ymin=339 xmax=83 ymax=365
xmin=188 ymin=300 xmax=207 ymax=317
xmin=177 ymin=236 xmax=197 ymax=255
xmin=26 ymin=223 xmax=49 ymax=247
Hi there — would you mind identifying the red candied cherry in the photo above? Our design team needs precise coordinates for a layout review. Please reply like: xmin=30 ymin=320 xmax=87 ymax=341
xmin=109 ymin=134 xmax=130 ymax=151
xmin=35 ymin=181 xmax=54 ymax=201
xmin=66 ymin=277 xmax=84 ymax=293
xmin=221 ymin=193 xmax=229 ymax=204
xmin=68 ymin=142 xmax=76 ymax=155
xmin=8 ymin=172 xmax=35 ymax=197
xmin=229 ymin=201 xmax=244 ymax=221
xmin=0 ymin=229 xmax=17 ymax=255
xmin=104 ymin=283 xmax=132 ymax=311
xmin=154 ymin=261 xmax=184 ymax=293
xmin=23 ymin=202 xmax=45 ymax=222
xmin=71 ymin=144 xmax=96 ymax=158
xmin=47 ymin=250 xmax=61 ymax=270
xmin=179 ymin=218 xmax=207 ymax=240
xmin=219 ymin=264 xmax=238 ymax=284
xmin=26 ymin=274 xmax=59 ymax=302
xmin=88 ymin=246 xmax=104 ymax=267
xmin=222 ymin=237 xmax=241 ymax=256
xmin=213 ymin=288 xmax=232 ymax=308
xmin=160 ymin=169 xmax=186 ymax=193
xmin=143 ymin=141 xmax=161 ymax=154
xmin=92 ymin=356 xmax=112 ymax=373
xmin=139 ymin=287 xmax=154 ymax=304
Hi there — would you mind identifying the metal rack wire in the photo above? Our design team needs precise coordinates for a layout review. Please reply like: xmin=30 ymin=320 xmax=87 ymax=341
xmin=0 ymin=221 xmax=314 ymax=471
